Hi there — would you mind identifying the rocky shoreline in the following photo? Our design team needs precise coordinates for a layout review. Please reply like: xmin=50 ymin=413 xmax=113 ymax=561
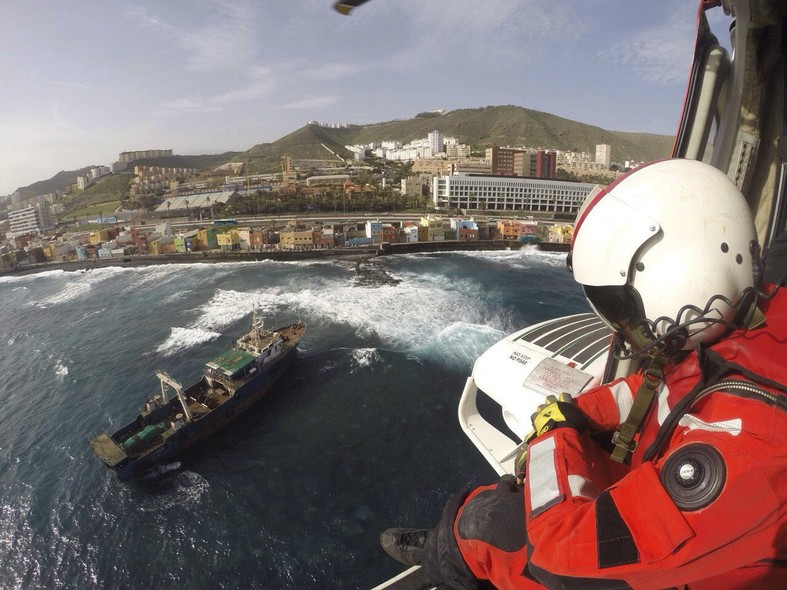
xmin=1 ymin=240 xmax=568 ymax=277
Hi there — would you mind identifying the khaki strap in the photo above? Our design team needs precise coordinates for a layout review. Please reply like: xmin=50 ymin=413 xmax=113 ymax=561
xmin=610 ymin=355 xmax=668 ymax=463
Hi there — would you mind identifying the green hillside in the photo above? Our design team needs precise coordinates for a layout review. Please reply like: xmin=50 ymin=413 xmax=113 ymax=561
xmin=242 ymin=125 xmax=353 ymax=175
xmin=15 ymin=168 xmax=94 ymax=201
xmin=13 ymin=106 xmax=673 ymax=198
xmin=59 ymin=173 xmax=133 ymax=219
xmin=241 ymin=105 xmax=673 ymax=174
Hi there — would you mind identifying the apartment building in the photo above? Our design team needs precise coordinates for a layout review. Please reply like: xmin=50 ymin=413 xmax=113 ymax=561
xmin=432 ymin=175 xmax=597 ymax=214
xmin=8 ymin=203 xmax=53 ymax=236
xmin=486 ymin=146 xmax=524 ymax=176
xmin=595 ymin=144 xmax=612 ymax=166
xmin=118 ymin=149 xmax=173 ymax=163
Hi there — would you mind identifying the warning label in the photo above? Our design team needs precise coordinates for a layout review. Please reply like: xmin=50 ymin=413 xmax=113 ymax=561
xmin=523 ymin=357 xmax=592 ymax=396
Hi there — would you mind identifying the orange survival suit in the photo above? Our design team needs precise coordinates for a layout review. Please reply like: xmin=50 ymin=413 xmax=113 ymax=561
xmin=425 ymin=289 xmax=787 ymax=590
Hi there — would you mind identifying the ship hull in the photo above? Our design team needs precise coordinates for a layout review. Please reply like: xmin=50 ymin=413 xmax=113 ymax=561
xmin=90 ymin=321 xmax=304 ymax=481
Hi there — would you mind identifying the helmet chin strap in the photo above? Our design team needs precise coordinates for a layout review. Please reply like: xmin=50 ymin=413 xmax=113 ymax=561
xmin=610 ymin=320 xmax=688 ymax=463
xmin=610 ymin=350 xmax=671 ymax=464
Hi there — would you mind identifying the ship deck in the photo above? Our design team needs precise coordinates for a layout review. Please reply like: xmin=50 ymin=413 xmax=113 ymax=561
xmin=89 ymin=433 xmax=128 ymax=467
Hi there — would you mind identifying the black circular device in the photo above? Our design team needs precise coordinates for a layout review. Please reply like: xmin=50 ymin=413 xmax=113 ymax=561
xmin=659 ymin=443 xmax=726 ymax=511
xmin=663 ymin=327 xmax=688 ymax=350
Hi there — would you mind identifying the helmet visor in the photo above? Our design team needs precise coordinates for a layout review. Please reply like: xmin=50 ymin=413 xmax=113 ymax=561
xmin=583 ymin=284 xmax=656 ymax=351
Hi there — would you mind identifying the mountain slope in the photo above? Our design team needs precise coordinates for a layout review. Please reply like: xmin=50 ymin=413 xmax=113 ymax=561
xmin=242 ymin=105 xmax=673 ymax=173
xmin=12 ymin=105 xmax=673 ymax=197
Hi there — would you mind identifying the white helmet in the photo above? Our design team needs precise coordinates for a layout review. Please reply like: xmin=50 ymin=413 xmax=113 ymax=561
xmin=569 ymin=159 xmax=758 ymax=354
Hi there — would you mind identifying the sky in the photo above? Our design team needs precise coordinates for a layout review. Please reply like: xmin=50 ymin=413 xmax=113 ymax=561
xmin=0 ymin=0 xmax=731 ymax=196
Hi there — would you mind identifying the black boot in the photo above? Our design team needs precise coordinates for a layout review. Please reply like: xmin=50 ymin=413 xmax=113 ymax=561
xmin=380 ymin=528 xmax=430 ymax=566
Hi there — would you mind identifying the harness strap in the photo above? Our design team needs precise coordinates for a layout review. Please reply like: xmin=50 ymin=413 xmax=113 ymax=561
xmin=610 ymin=354 xmax=669 ymax=464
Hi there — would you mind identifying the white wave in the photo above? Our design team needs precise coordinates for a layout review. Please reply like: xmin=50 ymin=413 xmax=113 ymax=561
xmin=54 ymin=360 xmax=69 ymax=381
xmin=424 ymin=322 xmax=506 ymax=370
xmin=160 ymin=262 xmax=513 ymax=364
xmin=351 ymin=348 xmax=386 ymax=372
xmin=320 ymin=360 xmax=338 ymax=374
xmin=27 ymin=266 xmax=127 ymax=308
xmin=141 ymin=252 xmax=571 ymax=367
xmin=151 ymin=288 xmax=265 ymax=356
xmin=192 ymin=289 xmax=263 ymax=331
xmin=155 ymin=326 xmax=221 ymax=356
xmin=0 ymin=269 xmax=65 ymax=284
xmin=138 ymin=470 xmax=210 ymax=513
xmin=450 ymin=245 xmax=568 ymax=270
xmin=162 ymin=289 xmax=193 ymax=305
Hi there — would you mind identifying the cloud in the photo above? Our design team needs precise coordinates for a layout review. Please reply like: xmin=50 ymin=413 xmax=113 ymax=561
xmin=278 ymin=95 xmax=341 ymax=110
xmin=300 ymin=62 xmax=367 ymax=81
xmin=124 ymin=4 xmax=174 ymax=33
xmin=600 ymin=8 xmax=696 ymax=85
xmin=124 ymin=1 xmax=255 ymax=72
xmin=155 ymin=66 xmax=275 ymax=116
xmin=157 ymin=97 xmax=221 ymax=115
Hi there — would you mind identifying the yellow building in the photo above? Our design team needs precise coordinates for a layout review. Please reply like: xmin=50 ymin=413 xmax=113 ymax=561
xmin=88 ymin=229 xmax=111 ymax=245
xmin=544 ymin=223 xmax=574 ymax=244
xmin=279 ymin=229 xmax=314 ymax=249
xmin=419 ymin=215 xmax=445 ymax=241
xmin=217 ymin=230 xmax=240 ymax=251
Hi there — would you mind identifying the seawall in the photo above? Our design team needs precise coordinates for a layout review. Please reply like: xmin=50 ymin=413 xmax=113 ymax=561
xmin=2 ymin=240 xmax=569 ymax=277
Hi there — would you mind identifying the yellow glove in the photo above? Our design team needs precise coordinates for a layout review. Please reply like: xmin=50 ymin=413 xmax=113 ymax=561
xmin=514 ymin=394 xmax=588 ymax=483
xmin=529 ymin=393 xmax=589 ymax=438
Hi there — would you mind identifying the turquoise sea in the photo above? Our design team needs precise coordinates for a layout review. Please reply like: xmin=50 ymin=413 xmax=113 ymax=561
xmin=0 ymin=247 xmax=588 ymax=589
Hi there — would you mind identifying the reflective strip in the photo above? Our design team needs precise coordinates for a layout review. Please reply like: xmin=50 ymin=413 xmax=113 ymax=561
xmin=609 ymin=380 xmax=635 ymax=422
xmin=679 ymin=414 xmax=742 ymax=435
xmin=527 ymin=436 xmax=563 ymax=517
xmin=657 ymin=383 xmax=671 ymax=425
xmin=567 ymin=474 xmax=599 ymax=500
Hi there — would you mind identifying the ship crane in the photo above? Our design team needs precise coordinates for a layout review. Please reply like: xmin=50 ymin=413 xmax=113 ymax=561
xmin=155 ymin=370 xmax=193 ymax=423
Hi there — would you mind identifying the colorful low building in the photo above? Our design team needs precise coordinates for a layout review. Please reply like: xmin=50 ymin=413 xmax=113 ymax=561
xmin=217 ymin=230 xmax=240 ymax=251
xmin=420 ymin=215 xmax=445 ymax=241
xmin=279 ymin=228 xmax=315 ymax=249
xmin=196 ymin=227 xmax=219 ymax=250
xmin=497 ymin=219 xmax=538 ymax=240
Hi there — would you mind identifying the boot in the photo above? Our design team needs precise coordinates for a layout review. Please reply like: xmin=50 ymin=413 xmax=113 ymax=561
xmin=380 ymin=528 xmax=430 ymax=566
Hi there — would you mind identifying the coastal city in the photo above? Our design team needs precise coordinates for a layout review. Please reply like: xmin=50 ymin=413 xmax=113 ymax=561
xmin=0 ymin=129 xmax=633 ymax=273
xmin=5 ymin=2 xmax=783 ymax=590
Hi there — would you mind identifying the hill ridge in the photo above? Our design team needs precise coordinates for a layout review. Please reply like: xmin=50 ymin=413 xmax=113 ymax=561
xmin=12 ymin=105 xmax=672 ymax=198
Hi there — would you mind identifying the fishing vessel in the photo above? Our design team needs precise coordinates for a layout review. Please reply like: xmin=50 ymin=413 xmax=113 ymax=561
xmin=89 ymin=313 xmax=306 ymax=481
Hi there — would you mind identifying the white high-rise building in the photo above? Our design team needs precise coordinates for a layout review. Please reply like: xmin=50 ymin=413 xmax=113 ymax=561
xmin=8 ymin=203 xmax=53 ymax=236
xmin=595 ymin=144 xmax=612 ymax=167
xmin=428 ymin=130 xmax=444 ymax=154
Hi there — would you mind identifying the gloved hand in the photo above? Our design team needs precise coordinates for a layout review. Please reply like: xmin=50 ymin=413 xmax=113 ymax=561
xmin=529 ymin=393 xmax=589 ymax=439
xmin=514 ymin=393 xmax=588 ymax=483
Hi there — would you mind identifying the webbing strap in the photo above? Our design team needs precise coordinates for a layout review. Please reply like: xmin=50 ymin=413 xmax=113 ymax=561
xmin=610 ymin=355 xmax=669 ymax=464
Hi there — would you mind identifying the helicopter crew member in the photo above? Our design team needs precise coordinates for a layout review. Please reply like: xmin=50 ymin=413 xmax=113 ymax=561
xmin=381 ymin=159 xmax=787 ymax=589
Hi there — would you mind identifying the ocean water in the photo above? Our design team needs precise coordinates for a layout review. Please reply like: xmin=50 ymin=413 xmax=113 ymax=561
xmin=0 ymin=247 xmax=589 ymax=589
